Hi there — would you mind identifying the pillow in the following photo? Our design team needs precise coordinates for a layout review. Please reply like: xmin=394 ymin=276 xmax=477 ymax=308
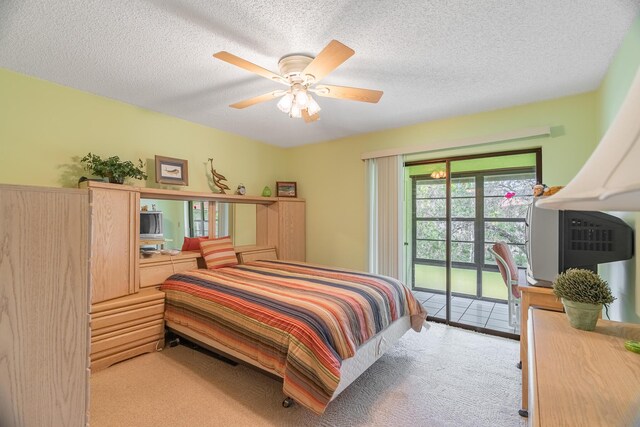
xmin=181 ymin=236 xmax=208 ymax=251
xmin=200 ymin=236 xmax=238 ymax=269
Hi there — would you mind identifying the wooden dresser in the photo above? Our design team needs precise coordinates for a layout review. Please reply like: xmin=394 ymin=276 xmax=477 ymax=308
xmin=528 ymin=309 xmax=640 ymax=426
xmin=518 ymin=282 xmax=564 ymax=415
xmin=90 ymin=288 xmax=165 ymax=371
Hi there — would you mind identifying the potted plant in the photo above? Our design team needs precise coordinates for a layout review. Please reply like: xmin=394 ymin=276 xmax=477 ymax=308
xmin=80 ymin=153 xmax=147 ymax=184
xmin=553 ymin=268 xmax=615 ymax=331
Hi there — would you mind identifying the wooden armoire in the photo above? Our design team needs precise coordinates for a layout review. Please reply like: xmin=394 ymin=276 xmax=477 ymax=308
xmin=0 ymin=185 xmax=89 ymax=427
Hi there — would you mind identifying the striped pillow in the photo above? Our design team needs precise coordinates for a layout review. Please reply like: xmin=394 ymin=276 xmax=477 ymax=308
xmin=200 ymin=236 xmax=238 ymax=269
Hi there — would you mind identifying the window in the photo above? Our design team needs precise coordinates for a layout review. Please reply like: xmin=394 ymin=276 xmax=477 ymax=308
xmin=188 ymin=201 xmax=209 ymax=237
xmin=412 ymin=167 xmax=536 ymax=300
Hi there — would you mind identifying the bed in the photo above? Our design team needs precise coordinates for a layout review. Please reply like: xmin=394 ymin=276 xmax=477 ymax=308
xmin=160 ymin=260 xmax=427 ymax=414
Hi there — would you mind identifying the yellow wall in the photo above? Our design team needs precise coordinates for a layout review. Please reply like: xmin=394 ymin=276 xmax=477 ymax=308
xmin=0 ymin=65 xmax=605 ymax=275
xmin=287 ymin=92 xmax=598 ymax=270
xmin=0 ymin=68 xmax=286 ymax=194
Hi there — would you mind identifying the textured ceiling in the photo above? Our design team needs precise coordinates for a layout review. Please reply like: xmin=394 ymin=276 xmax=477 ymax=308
xmin=1 ymin=1 xmax=639 ymax=147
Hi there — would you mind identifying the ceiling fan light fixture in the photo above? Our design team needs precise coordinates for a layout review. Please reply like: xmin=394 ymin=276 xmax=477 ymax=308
xmin=213 ymin=40 xmax=383 ymax=123
xmin=290 ymin=104 xmax=302 ymax=119
xmin=307 ymin=96 xmax=321 ymax=116
xmin=277 ymin=93 xmax=294 ymax=113
xmin=294 ymin=90 xmax=309 ymax=108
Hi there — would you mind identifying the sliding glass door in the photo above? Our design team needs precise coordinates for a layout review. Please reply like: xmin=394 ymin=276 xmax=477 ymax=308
xmin=406 ymin=149 xmax=541 ymax=336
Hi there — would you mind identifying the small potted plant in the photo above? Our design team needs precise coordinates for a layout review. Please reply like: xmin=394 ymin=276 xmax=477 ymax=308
xmin=80 ymin=153 xmax=147 ymax=184
xmin=553 ymin=268 xmax=615 ymax=331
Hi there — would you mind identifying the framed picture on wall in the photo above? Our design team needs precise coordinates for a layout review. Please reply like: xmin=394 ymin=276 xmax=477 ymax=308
xmin=276 ymin=181 xmax=297 ymax=198
xmin=155 ymin=155 xmax=189 ymax=186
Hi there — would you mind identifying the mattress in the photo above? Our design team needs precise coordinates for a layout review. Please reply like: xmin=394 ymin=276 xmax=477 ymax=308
xmin=160 ymin=260 xmax=427 ymax=413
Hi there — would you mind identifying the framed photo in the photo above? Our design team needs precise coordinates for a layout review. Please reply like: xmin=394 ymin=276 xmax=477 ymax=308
xmin=155 ymin=155 xmax=189 ymax=186
xmin=276 ymin=181 xmax=297 ymax=198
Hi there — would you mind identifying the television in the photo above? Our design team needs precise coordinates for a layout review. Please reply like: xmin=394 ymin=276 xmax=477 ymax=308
xmin=525 ymin=200 xmax=633 ymax=285
xmin=140 ymin=211 xmax=163 ymax=239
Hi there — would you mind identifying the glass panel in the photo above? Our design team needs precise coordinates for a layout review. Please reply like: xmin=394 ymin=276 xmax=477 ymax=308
xmin=451 ymin=177 xmax=475 ymax=197
xmin=451 ymin=241 xmax=474 ymax=263
xmin=484 ymin=196 xmax=531 ymax=218
xmin=414 ymin=264 xmax=446 ymax=291
xmin=415 ymin=180 xmax=445 ymax=198
xmin=416 ymin=199 xmax=446 ymax=218
xmin=193 ymin=222 xmax=203 ymax=236
xmin=451 ymin=221 xmax=474 ymax=242
xmin=416 ymin=220 xmax=446 ymax=240
xmin=485 ymin=221 xmax=525 ymax=244
xmin=451 ymin=197 xmax=475 ymax=218
xmin=416 ymin=240 xmax=446 ymax=261
xmin=481 ymin=271 xmax=508 ymax=300
xmin=484 ymin=172 xmax=536 ymax=197
xmin=451 ymin=268 xmax=477 ymax=296
xmin=484 ymin=243 xmax=527 ymax=268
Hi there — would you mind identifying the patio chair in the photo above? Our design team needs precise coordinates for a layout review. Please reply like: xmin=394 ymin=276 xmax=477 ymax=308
xmin=487 ymin=242 xmax=521 ymax=333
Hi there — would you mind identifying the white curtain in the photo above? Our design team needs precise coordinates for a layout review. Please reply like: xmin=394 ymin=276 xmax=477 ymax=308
xmin=366 ymin=155 xmax=404 ymax=281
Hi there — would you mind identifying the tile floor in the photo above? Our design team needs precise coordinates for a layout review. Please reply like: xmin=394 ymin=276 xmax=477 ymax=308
xmin=413 ymin=290 xmax=519 ymax=335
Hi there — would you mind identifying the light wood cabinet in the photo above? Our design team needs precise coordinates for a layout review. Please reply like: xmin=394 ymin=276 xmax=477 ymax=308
xmin=256 ymin=199 xmax=305 ymax=261
xmin=0 ymin=185 xmax=89 ymax=427
xmin=236 ymin=246 xmax=278 ymax=263
xmin=90 ymin=288 xmax=165 ymax=371
xmin=517 ymin=283 xmax=564 ymax=415
xmin=528 ymin=309 xmax=640 ymax=426
xmin=90 ymin=186 xmax=139 ymax=303
xmin=139 ymin=251 xmax=200 ymax=288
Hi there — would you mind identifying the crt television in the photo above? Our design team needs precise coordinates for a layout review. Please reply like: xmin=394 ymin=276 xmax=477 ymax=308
xmin=140 ymin=211 xmax=163 ymax=239
xmin=525 ymin=200 xmax=633 ymax=285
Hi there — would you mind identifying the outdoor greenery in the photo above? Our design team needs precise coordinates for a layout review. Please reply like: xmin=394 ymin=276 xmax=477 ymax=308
xmin=414 ymin=171 xmax=535 ymax=267
xmin=80 ymin=152 xmax=147 ymax=184
xmin=552 ymin=269 xmax=616 ymax=306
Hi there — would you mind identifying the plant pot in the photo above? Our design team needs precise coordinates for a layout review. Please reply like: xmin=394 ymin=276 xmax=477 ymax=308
xmin=561 ymin=299 xmax=602 ymax=331
xmin=108 ymin=176 xmax=125 ymax=184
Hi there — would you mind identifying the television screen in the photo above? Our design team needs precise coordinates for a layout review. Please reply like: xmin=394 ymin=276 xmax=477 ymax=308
xmin=140 ymin=211 xmax=163 ymax=239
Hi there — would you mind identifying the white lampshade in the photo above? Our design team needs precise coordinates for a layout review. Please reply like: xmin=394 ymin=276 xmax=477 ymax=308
xmin=277 ymin=93 xmax=293 ymax=113
xmin=290 ymin=104 xmax=302 ymax=118
xmin=295 ymin=91 xmax=309 ymax=108
xmin=537 ymin=66 xmax=640 ymax=211
xmin=307 ymin=96 xmax=321 ymax=116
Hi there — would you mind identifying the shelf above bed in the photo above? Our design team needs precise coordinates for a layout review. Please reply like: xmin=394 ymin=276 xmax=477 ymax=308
xmin=80 ymin=181 xmax=304 ymax=204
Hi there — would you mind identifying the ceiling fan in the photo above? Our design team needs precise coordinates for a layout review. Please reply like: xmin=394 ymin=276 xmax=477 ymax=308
xmin=213 ymin=40 xmax=383 ymax=123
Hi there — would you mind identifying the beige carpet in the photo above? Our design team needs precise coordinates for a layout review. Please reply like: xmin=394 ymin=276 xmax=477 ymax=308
xmin=90 ymin=323 xmax=527 ymax=427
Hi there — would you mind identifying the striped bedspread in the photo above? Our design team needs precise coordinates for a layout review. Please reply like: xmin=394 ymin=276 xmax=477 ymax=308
xmin=160 ymin=260 xmax=427 ymax=414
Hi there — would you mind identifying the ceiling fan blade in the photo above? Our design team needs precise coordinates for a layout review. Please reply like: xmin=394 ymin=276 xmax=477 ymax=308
xmin=302 ymin=109 xmax=320 ymax=123
xmin=230 ymin=91 xmax=283 ymax=109
xmin=302 ymin=40 xmax=354 ymax=84
xmin=213 ymin=51 xmax=288 ymax=85
xmin=314 ymin=84 xmax=383 ymax=103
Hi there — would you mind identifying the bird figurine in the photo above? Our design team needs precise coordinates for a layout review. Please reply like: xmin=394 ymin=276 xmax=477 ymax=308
xmin=208 ymin=158 xmax=230 ymax=194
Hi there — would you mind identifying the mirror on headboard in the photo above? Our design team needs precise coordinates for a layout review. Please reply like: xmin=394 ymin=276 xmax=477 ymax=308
xmin=140 ymin=198 xmax=256 ymax=249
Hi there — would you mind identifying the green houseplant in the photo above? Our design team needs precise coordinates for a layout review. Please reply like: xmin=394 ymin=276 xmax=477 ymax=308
xmin=80 ymin=153 xmax=147 ymax=184
xmin=553 ymin=269 xmax=615 ymax=331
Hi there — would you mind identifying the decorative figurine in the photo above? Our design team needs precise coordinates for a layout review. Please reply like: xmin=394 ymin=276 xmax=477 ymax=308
xmin=208 ymin=158 xmax=230 ymax=194
xmin=261 ymin=186 xmax=272 ymax=197
xmin=236 ymin=184 xmax=246 ymax=195
xmin=532 ymin=183 xmax=547 ymax=197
